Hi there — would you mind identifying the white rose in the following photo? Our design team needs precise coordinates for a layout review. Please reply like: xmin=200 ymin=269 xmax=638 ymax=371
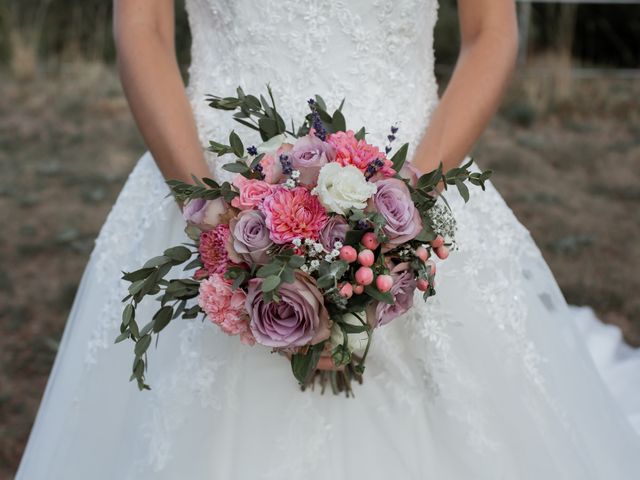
xmin=330 ymin=312 xmax=370 ymax=355
xmin=315 ymin=163 xmax=377 ymax=215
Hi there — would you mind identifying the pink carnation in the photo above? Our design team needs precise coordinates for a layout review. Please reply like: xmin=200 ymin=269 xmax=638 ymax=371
xmin=327 ymin=130 xmax=395 ymax=177
xmin=199 ymin=224 xmax=232 ymax=275
xmin=261 ymin=186 xmax=328 ymax=244
xmin=198 ymin=274 xmax=255 ymax=345
xmin=231 ymin=176 xmax=274 ymax=210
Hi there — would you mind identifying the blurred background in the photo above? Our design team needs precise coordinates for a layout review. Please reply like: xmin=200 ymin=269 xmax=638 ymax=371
xmin=0 ymin=0 xmax=639 ymax=476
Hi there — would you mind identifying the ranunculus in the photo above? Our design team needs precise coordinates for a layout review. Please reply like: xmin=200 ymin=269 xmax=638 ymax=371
xmin=199 ymin=224 xmax=232 ymax=274
xmin=261 ymin=186 xmax=328 ymax=244
xmin=318 ymin=215 xmax=348 ymax=252
xmin=231 ymin=176 xmax=274 ymax=210
xmin=327 ymin=130 xmax=395 ymax=177
xmin=290 ymin=134 xmax=335 ymax=185
xmin=246 ymin=272 xmax=331 ymax=348
xmin=315 ymin=163 xmax=377 ymax=215
xmin=199 ymin=273 xmax=255 ymax=345
xmin=372 ymin=262 xmax=416 ymax=327
xmin=182 ymin=198 xmax=227 ymax=229
xmin=228 ymin=210 xmax=273 ymax=265
xmin=370 ymin=177 xmax=423 ymax=250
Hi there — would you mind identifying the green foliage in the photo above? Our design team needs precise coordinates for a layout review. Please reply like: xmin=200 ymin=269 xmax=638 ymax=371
xmin=291 ymin=343 xmax=324 ymax=384
xmin=117 ymin=243 xmax=201 ymax=390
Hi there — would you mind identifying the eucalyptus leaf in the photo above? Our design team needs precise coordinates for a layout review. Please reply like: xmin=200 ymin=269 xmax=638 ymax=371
xmin=291 ymin=344 xmax=323 ymax=384
xmin=390 ymin=143 xmax=409 ymax=172
xmin=153 ymin=306 xmax=173 ymax=333
xmin=143 ymin=255 xmax=170 ymax=269
xmin=122 ymin=267 xmax=156 ymax=283
xmin=256 ymin=262 xmax=282 ymax=278
xmin=134 ymin=335 xmax=152 ymax=357
xmin=332 ymin=109 xmax=346 ymax=132
xmin=455 ymin=179 xmax=470 ymax=203
xmin=339 ymin=323 xmax=369 ymax=334
xmin=287 ymin=255 xmax=306 ymax=269
xmin=222 ymin=161 xmax=250 ymax=174
xmin=122 ymin=303 xmax=134 ymax=327
xmin=114 ymin=331 xmax=130 ymax=344
xmin=164 ymin=246 xmax=192 ymax=263
xmin=229 ymin=131 xmax=244 ymax=157
xmin=364 ymin=285 xmax=394 ymax=304
xmin=280 ymin=267 xmax=295 ymax=284
xmin=261 ymin=275 xmax=281 ymax=293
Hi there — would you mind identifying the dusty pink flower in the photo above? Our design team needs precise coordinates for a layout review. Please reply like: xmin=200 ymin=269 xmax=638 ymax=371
xmin=245 ymin=272 xmax=330 ymax=348
xmin=261 ymin=186 xmax=328 ymax=244
xmin=370 ymin=177 xmax=423 ymax=251
xmin=198 ymin=274 xmax=255 ymax=345
xmin=372 ymin=262 xmax=416 ymax=327
xmin=182 ymin=198 xmax=228 ymax=229
xmin=259 ymin=153 xmax=284 ymax=184
xmin=327 ymin=130 xmax=395 ymax=177
xmin=231 ymin=176 xmax=274 ymax=210
xmin=398 ymin=162 xmax=422 ymax=188
xmin=199 ymin=224 xmax=232 ymax=274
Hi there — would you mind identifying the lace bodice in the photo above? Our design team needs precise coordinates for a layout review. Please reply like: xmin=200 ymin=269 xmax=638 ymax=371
xmin=184 ymin=0 xmax=440 ymax=181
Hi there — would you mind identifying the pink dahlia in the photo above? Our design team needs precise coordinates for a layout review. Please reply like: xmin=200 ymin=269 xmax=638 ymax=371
xmin=261 ymin=186 xmax=328 ymax=244
xmin=327 ymin=130 xmax=395 ymax=177
xmin=198 ymin=274 xmax=255 ymax=345
xmin=199 ymin=224 xmax=232 ymax=275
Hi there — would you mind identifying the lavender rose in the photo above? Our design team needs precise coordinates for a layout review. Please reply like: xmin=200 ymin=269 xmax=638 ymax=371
xmin=372 ymin=262 xmax=416 ymax=327
xmin=228 ymin=210 xmax=273 ymax=265
xmin=318 ymin=215 xmax=349 ymax=252
xmin=182 ymin=198 xmax=227 ymax=229
xmin=246 ymin=272 xmax=331 ymax=348
xmin=290 ymin=134 xmax=336 ymax=185
xmin=370 ymin=178 xmax=423 ymax=250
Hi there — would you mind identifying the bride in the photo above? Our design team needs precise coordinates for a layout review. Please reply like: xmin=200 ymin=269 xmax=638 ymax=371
xmin=16 ymin=0 xmax=640 ymax=478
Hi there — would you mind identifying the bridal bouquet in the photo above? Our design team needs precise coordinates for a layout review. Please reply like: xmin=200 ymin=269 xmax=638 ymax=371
xmin=117 ymin=86 xmax=491 ymax=395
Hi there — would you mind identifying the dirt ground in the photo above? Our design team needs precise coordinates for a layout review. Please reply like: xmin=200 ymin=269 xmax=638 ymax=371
xmin=0 ymin=64 xmax=639 ymax=477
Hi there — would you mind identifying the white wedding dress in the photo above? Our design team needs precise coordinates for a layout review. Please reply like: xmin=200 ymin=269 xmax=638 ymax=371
xmin=16 ymin=1 xmax=640 ymax=479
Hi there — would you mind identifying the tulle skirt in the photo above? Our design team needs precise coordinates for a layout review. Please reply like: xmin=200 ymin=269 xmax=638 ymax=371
xmin=16 ymin=152 xmax=640 ymax=479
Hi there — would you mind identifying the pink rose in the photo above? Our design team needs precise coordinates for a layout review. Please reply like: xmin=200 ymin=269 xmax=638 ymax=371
xmin=258 ymin=153 xmax=284 ymax=184
xmin=289 ymin=134 xmax=335 ymax=185
xmin=231 ymin=176 xmax=274 ymax=210
xmin=199 ymin=274 xmax=255 ymax=345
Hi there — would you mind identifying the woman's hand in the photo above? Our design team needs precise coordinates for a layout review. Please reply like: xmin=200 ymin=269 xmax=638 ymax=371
xmin=114 ymin=0 xmax=211 ymax=183
xmin=412 ymin=0 xmax=518 ymax=175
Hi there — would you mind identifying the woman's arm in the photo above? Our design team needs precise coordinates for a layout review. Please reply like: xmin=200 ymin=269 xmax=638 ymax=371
xmin=114 ymin=0 xmax=210 ymax=183
xmin=412 ymin=0 xmax=518 ymax=174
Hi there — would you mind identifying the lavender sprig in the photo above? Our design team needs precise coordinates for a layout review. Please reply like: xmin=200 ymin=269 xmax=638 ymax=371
xmin=307 ymin=99 xmax=327 ymax=141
